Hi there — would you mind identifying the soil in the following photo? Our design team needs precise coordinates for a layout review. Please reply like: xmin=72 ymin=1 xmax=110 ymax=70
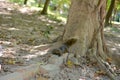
xmin=0 ymin=1 xmax=120 ymax=80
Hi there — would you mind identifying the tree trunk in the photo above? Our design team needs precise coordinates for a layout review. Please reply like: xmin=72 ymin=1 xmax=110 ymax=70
xmin=63 ymin=0 xmax=105 ymax=59
xmin=24 ymin=0 xmax=28 ymax=5
xmin=61 ymin=0 xmax=117 ymax=79
xmin=105 ymin=0 xmax=115 ymax=26
xmin=38 ymin=0 xmax=41 ymax=7
xmin=41 ymin=0 xmax=50 ymax=15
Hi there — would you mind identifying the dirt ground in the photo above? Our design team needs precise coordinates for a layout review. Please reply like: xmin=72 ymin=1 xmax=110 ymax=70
xmin=0 ymin=1 xmax=120 ymax=80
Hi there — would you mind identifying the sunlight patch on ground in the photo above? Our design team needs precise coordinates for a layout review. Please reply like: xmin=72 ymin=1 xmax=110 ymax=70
xmin=0 ymin=27 xmax=20 ymax=31
xmin=37 ymin=15 xmax=46 ymax=20
xmin=8 ymin=28 xmax=20 ymax=31
xmin=22 ymin=49 xmax=49 ymax=60
xmin=79 ymin=78 xmax=85 ymax=80
xmin=19 ymin=7 xmax=31 ymax=13
xmin=107 ymin=40 xmax=120 ymax=47
xmin=117 ymin=35 xmax=120 ymax=38
xmin=112 ymin=21 xmax=120 ymax=25
xmin=30 ymin=7 xmax=41 ymax=11
xmin=48 ymin=10 xmax=67 ymax=23
xmin=104 ymin=27 xmax=111 ymax=32
xmin=113 ymin=34 xmax=120 ymax=38
xmin=48 ymin=20 xmax=57 ymax=24
xmin=22 ymin=44 xmax=50 ymax=61
xmin=18 ymin=6 xmax=41 ymax=14
xmin=35 ymin=49 xmax=49 ymax=55
xmin=115 ymin=43 xmax=120 ymax=47
xmin=38 ymin=16 xmax=57 ymax=24
xmin=33 ymin=44 xmax=50 ymax=49
xmin=104 ymin=26 xmax=120 ymax=38
xmin=107 ymin=41 xmax=114 ymax=45
xmin=46 ymin=23 xmax=50 ymax=26
xmin=111 ymin=48 xmax=117 ymax=51
xmin=0 ymin=45 xmax=3 ymax=56
xmin=2 ymin=48 xmax=16 ymax=58
xmin=118 ymin=44 xmax=120 ymax=47
xmin=57 ymin=16 xmax=67 ymax=23
xmin=0 ymin=11 xmax=11 ymax=15
xmin=23 ymin=54 xmax=37 ymax=60
xmin=0 ymin=41 xmax=11 ymax=45
xmin=0 ymin=0 xmax=6 ymax=1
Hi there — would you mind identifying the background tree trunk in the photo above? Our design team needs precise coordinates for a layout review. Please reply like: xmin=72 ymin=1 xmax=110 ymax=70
xmin=41 ymin=0 xmax=50 ymax=15
xmin=24 ymin=0 xmax=28 ymax=5
xmin=38 ymin=0 xmax=41 ymax=7
xmin=105 ymin=0 xmax=115 ymax=26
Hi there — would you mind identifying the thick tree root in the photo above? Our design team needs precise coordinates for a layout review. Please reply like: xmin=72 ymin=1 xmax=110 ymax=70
xmin=92 ymin=45 xmax=117 ymax=80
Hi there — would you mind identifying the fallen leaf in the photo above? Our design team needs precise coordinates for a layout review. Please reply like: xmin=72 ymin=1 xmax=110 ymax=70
xmin=66 ymin=60 xmax=74 ymax=68
xmin=95 ymin=70 xmax=106 ymax=76
xmin=106 ymin=58 xmax=112 ymax=63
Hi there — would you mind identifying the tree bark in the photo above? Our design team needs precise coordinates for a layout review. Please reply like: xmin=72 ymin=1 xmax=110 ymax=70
xmin=63 ymin=0 xmax=102 ymax=58
xmin=105 ymin=0 xmax=115 ymax=26
xmin=61 ymin=0 xmax=117 ymax=79
xmin=51 ymin=0 xmax=119 ymax=79
xmin=41 ymin=0 xmax=50 ymax=15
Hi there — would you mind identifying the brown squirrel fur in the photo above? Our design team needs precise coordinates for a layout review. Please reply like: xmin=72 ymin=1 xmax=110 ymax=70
xmin=52 ymin=38 xmax=77 ymax=56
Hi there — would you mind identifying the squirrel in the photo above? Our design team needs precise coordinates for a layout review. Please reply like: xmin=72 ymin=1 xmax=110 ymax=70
xmin=52 ymin=38 xmax=77 ymax=56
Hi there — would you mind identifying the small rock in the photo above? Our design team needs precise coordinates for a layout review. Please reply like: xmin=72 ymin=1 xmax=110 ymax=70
xmin=41 ymin=64 xmax=60 ymax=76
xmin=41 ymin=64 xmax=60 ymax=72
xmin=48 ymin=55 xmax=64 ymax=66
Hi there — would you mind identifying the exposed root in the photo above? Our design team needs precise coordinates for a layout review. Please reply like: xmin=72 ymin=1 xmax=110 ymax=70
xmin=92 ymin=42 xmax=117 ymax=80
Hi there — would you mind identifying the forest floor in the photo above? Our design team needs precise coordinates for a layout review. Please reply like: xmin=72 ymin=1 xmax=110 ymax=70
xmin=0 ymin=1 xmax=120 ymax=80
